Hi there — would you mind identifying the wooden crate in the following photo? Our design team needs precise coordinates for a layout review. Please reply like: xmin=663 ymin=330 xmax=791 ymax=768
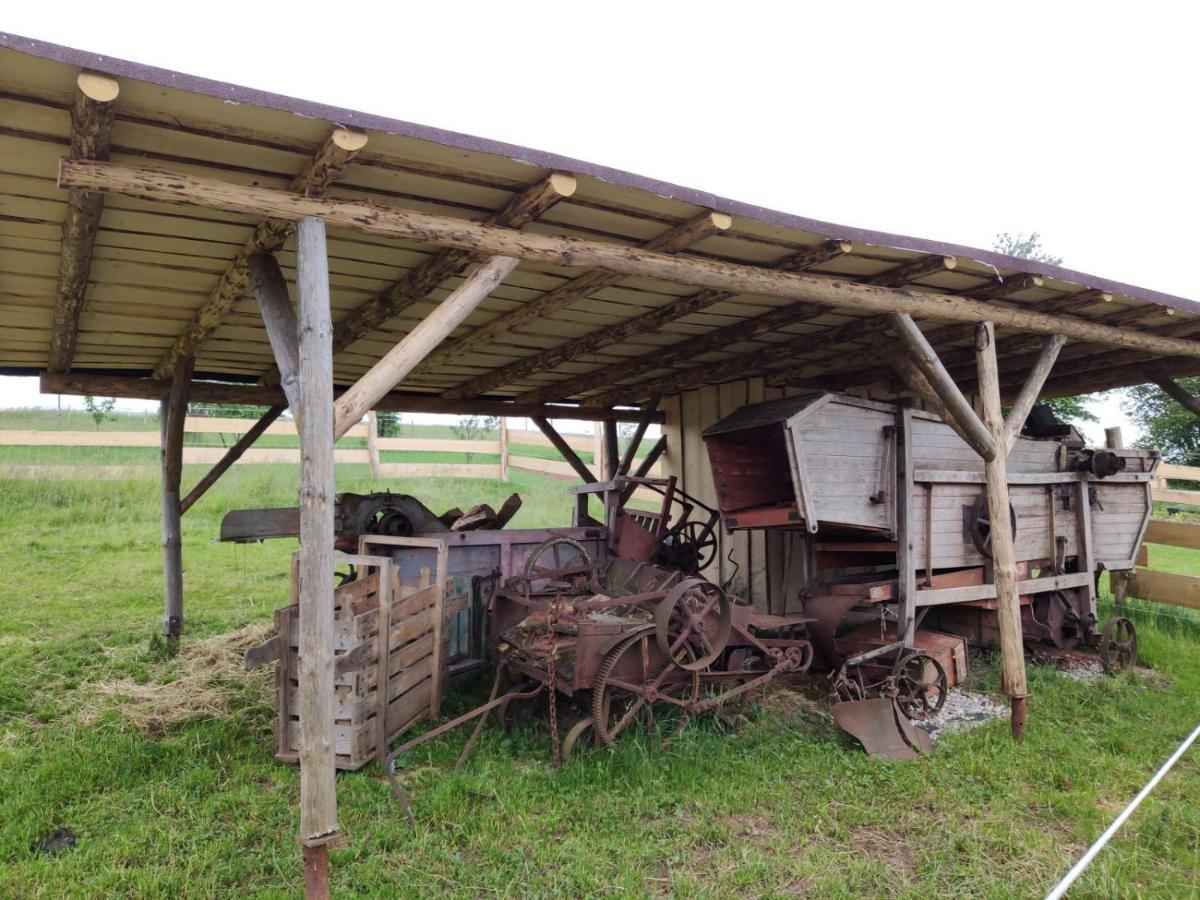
xmin=255 ymin=542 xmax=458 ymax=771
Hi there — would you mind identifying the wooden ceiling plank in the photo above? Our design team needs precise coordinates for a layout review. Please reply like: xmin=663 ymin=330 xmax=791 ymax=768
xmin=46 ymin=72 xmax=119 ymax=373
xmin=458 ymin=241 xmax=854 ymax=408
xmin=150 ymin=127 xmax=369 ymax=378
xmin=512 ymin=241 xmax=853 ymax=405
xmin=325 ymin=172 xmax=577 ymax=361
xmin=423 ymin=210 xmax=734 ymax=392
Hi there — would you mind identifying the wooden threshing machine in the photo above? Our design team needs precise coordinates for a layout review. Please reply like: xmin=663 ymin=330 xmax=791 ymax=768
xmin=703 ymin=392 xmax=1154 ymax=753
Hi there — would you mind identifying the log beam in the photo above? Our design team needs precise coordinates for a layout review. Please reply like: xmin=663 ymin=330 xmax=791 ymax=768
xmin=295 ymin=217 xmax=340 ymax=882
xmin=618 ymin=396 xmax=660 ymax=476
xmin=332 ymin=256 xmax=519 ymax=438
xmin=47 ymin=72 xmax=120 ymax=373
xmin=60 ymin=160 xmax=1200 ymax=363
xmin=1155 ymin=376 xmax=1200 ymax=417
xmin=160 ymin=355 xmax=193 ymax=638
xmin=532 ymin=416 xmax=596 ymax=483
xmin=39 ymin=371 xmax=663 ymax=424
xmin=519 ymin=241 xmax=852 ymax=405
xmin=248 ymin=253 xmax=302 ymax=412
xmin=975 ymin=322 xmax=1028 ymax=740
xmin=887 ymin=313 xmax=995 ymax=461
xmin=866 ymin=255 xmax=956 ymax=287
xmin=438 ymin=211 xmax=735 ymax=398
xmin=327 ymin=172 xmax=575 ymax=360
xmin=180 ymin=405 xmax=287 ymax=514
xmin=152 ymin=129 xmax=368 ymax=379
xmin=1000 ymin=334 xmax=1068 ymax=452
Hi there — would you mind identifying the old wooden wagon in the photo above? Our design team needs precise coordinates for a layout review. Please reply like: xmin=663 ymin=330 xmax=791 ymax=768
xmin=5 ymin=31 xmax=1200 ymax=895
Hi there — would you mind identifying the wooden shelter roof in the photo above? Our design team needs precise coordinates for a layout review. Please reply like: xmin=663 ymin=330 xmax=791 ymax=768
xmin=3 ymin=32 xmax=1199 ymax=413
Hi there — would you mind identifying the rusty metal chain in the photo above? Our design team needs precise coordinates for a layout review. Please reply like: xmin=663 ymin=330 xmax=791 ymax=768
xmin=547 ymin=638 xmax=560 ymax=768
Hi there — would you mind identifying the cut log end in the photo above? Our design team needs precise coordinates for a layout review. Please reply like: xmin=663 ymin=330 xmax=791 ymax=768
xmin=330 ymin=128 xmax=369 ymax=153
xmin=709 ymin=212 xmax=733 ymax=231
xmin=548 ymin=172 xmax=578 ymax=198
xmin=76 ymin=71 xmax=120 ymax=103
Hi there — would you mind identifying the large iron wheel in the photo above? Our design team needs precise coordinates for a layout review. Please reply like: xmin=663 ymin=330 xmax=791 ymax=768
xmin=969 ymin=494 xmax=1018 ymax=560
xmin=590 ymin=627 xmax=699 ymax=747
xmin=654 ymin=578 xmax=732 ymax=671
xmin=523 ymin=536 xmax=593 ymax=589
xmin=893 ymin=651 xmax=948 ymax=721
xmin=1100 ymin=616 xmax=1137 ymax=673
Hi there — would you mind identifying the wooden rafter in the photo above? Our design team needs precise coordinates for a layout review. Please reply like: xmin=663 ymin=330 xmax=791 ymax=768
xmin=969 ymin=274 xmax=1043 ymax=301
xmin=618 ymin=396 xmax=660 ymax=476
xmin=40 ymin=371 xmax=662 ymax=423
xmin=327 ymin=172 xmax=577 ymax=360
xmin=61 ymin=160 xmax=1200 ymax=364
xmin=1155 ymin=376 xmax=1200 ymax=417
xmin=248 ymin=253 xmax=302 ymax=412
xmin=532 ymin=416 xmax=596 ymax=483
xmin=151 ymin=128 xmax=368 ymax=379
xmin=333 ymin=257 xmax=519 ymax=437
xmin=515 ymin=241 xmax=853 ymax=405
xmin=47 ymin=72 xmax=119 ymax=373
xmin=180 ymin=405 xmax=287 ymax=514
xmin=437 ymin=212 xmax=738 ymax=399
xmin=865 ymin=255 xmax=956 ymax=287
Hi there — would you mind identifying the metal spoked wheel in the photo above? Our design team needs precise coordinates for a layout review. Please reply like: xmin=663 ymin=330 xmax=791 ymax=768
xmin=1100 ymin=616 xmax=1137 ymax=673
xmin=893 ymin=651 xmax=948 ymax=721
xmin=969 ymin=494 xmax=1018 ymax=559
xmin=560 ymin=717 xmax=596 ymax=763
xmin=591 ymin=628 xmax=699 ymax=747
xmin=653 ymin=578 xmax=732 ymax=671
xmin=523 ymin=537 xmax=593 ymax=588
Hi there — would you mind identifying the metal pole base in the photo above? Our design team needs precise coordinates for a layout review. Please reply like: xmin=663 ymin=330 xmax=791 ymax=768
xmin=303 ymin=844 xmax=330 ymax=900
xmin=1011 ymin=695 xmax=1028 ymax=741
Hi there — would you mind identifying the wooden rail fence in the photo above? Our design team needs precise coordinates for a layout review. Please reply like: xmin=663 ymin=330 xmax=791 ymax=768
xmin=1125 ymin=518 xmax=1200 ymax=612
xmin=0 ymin=416 xmax=657 ymax=483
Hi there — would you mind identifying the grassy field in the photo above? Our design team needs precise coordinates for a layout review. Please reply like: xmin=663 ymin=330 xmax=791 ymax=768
xmin=1 ymin=468 xmax=1199 ymax=897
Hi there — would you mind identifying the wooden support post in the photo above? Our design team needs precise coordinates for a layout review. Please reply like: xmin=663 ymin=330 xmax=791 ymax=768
xmin=332 ymin=256 xmax=519 ymax=439
xmin=248 ymin=253 xmax=302 ymax=413
xmin=620 ymin=435 xmax=667 ymax=505
xmin=295 ymin=216 xmax=338 ymax=895
xmin=895 ymin=407 xmax=916 ymax=645
xmin=532 ymin=416 xmax=596 ymax=483
xmin=1105 ymin=426 xmax=1124 ymax=450
xmin=975 ymin=322 xmax=1028 ymax=740
xmin=1001 ymin=334 xmax=1068 ymax=453
xmin=180 ymin=405 xmax=286 ymax=514
xmin=1154 ymin=377 xmax=1200 ymax=417
xmin=618 ymin=397 xmax=659 ymax=476
xmin=890 ymin=313 xmax=996 ymax=461
xmin=603 ymin=420 xmax=620 ymax=482
xmin=1105 ymin=426 xmax=1130 ymax=606
xmin=366 ymin=411 xmax=382 ymax=478
xmin=160 ymin=355 xmax=193 ymax=638
xmin=48 ymin=72 xmax=120 ymax=373
xmin=498 ymin=417 xmax=509 ymax=481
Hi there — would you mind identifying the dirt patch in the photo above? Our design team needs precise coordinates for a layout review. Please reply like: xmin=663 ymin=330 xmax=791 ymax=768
xmin=849 ymin=825 xmax=917 ymax=880
xmin=85 ymin=622 xmax=272 ymax=733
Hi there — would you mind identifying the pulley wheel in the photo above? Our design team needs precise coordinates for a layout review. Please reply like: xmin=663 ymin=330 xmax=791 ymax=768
xmin=969 ymin=494 xmax=1018 ymax=559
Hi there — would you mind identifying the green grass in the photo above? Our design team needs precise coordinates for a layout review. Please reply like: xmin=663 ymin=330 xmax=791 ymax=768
xmin=1142 ymin=542 xmax=1200 ymax=577
xmin=1 ymin=470 xmax=1199 ymax=897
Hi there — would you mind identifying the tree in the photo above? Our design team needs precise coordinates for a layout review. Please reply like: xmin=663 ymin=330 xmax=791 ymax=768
xmin=990 ymin=233 xmax=1095 ymax=423
xmin=1123 ymin=377 xmax=1200 ymax=464
xmin=376 ymin=411 xmax=402 ymax=437
xmin=82 ymin=394 xmax=116 ymax=431
xmin=992 ymin=231 xmax=1063 ymax=266
xmin=451 ymin=415 xmax=499 ymax=463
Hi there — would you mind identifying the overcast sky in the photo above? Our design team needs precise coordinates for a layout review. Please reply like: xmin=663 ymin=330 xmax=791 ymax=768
xmin=5 ymin=2 xmax=1197 ymax=442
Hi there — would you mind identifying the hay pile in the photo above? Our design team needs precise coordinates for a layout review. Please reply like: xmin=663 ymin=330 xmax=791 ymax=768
xmin=90 ymin=621 xmax=274 ymax=733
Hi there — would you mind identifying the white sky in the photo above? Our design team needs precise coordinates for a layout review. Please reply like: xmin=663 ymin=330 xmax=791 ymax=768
xmin=5 ymin=1 xmax=1198 ymax=443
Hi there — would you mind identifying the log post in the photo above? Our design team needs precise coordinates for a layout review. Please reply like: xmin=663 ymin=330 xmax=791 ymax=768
xmin=295 ymin=216 xmax=338 ymax=897
xmin=975 ymin=322 xmax=1028 ymax=740
xmin=180 ymin=405 xmax=286 ymax=513
xmin=160 ymin=355 xmax=193 ymax=639
xmin=1001 ymin=334 xmax=1068 ymax=453
xmin=498 ymin=417 xmax=509 ymax=481
xmin=332 ymin=256 xmax=519 ymax=438
xmin=1154 ymin=377 xmax=1200 ymax=417
xmin=366 ymin=411 xmax=382 ymax=478
xmin=618 ymin=396 xmax=659 ymax=476
xmin=533 ymin=416 xmax=596 ymax=484
xmin=603 ymin=420 xmax=620 ymax=481
xmin=1105 ymin=426 xmax=1130 ymax=606
xmin=248 ymin=253 xmax=302 ymax=413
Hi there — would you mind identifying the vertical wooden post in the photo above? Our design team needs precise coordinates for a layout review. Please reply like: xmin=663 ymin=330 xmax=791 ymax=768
xmin=366 ymin=411 xmax=382 ymax=478
xmin=1105 ymin=426 xmax=1130 ymax=605
xmin=295 ymin=216 xmax=338 ymax=897
xmin=603 ymin=420 xmax=619 ymax=481
xmin=975 ymin=322 xmax=1028 ymax=740
xmin=498 ymin=416 xmax=509 ymax=481
xmin=592 ymin=425 xmax=604 ymax=479
xmin=160 ymin=355 xmax=193 ymax=639
xmin=894 ymin=407 xmax=916 ymax=645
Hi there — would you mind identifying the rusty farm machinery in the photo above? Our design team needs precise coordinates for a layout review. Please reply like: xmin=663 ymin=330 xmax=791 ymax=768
xmin=239 ymin=391 xmax=1155 ymax=778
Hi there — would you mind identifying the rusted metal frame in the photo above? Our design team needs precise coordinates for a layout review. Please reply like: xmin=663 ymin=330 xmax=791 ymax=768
xmin=531 ymin=415 xmax=597 ymax=484
xmin=180 ymin=404 xmax=287 ymax=514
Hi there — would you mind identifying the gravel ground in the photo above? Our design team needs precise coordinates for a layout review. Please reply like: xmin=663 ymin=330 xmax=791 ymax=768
xmin=915 ymin=687 xmax=1010 ymax=740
